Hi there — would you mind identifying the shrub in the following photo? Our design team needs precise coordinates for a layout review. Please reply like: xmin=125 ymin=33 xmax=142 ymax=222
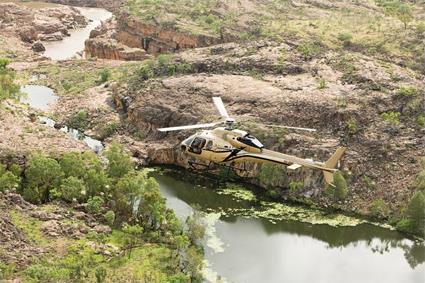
xmin=363 ymin=175 xmax=377 ymax=190
xmin=104 ymin=142 xmax=133 ymax=179
xmin=325 ymin=171 xmax=348 ymax=201
xmin=87 ymin=196 xmax=104 ymax=215
xmin=317 ymin=78 xmax=326 ymax=89
xmin=0 ymin=57 xmax=21 ymax=101
xmin=100 ymin=122 xmax=119 ymax=139
xmin=417 ymin=115 xmax=425 ymax=128
xmin=396 ymin=86 xmax=417 ymax=97
xmin=25 ymin=154 xmax=64 ymax=203
xmin=417 ymin=21 xmax=425 ymax=33
xmin=381 ymin=111 xmax=400 ymax=125
xmin=67 ymin=110 xmax=89 ymax=130
xmin=370 ymin=199 xmax=390 ymax=219
xmin=104 ymin=210 xmax=115 ymax=227
xmin=414 ymin=170 xmax=425 ymax=192
xmin=60 ymin=176 xmax=86 ymax=202
xmin=289 ymin=181 xmax=303 ymax=193
xmin=138 ymin=64 xmax=154 ymax=80
xmin=346 ymin=118 xmax=358 ymax=135
xmin=259 ymin=163 xmax=286 ymax=189
xmin=337 ymin=33 xmax=353 ymax=45
xmin=99 ymin=69 xmax=111 ymax=83
xmin=95 ymin=267 xmax=107 ymax=283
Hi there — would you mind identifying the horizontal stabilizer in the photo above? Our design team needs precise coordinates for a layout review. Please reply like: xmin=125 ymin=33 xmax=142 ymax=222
xmin=288 ymin=163 xmax=302 ymax=170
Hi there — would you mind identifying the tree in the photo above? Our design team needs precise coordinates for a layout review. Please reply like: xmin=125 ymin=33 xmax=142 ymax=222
xmin=138 ymin=177 xmax=167 ymax=231
xmin=325 ymin=171 xmax=348 ymax=201
xmin=396 ymin=3 xmax=413 ymax=30
xmin=114 ymin=171 xmax=146 ymax=222
xmin=0 ymin=58 xmax=20 ymax=102
xmin=60 ymin=152 xmax=86 ymax=179
xmin=60 ymin=176 xmax=86 ymax=202
xmin=406 ymin=191 xmax=425 ymax=236
xmin=0 ymin=164 xmax=20 ymax=191
xmin=121 ymin=223 xmax=143 ymax=258
xmin=104 ymin=142 xmax=133 ymax=179
xmin=25 ymin=154 xmax=64 ymax=203
xmin=84 ymin=169 xmax=111 ymax=197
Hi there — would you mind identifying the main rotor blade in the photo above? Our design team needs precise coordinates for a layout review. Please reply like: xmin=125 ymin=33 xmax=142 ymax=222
xmin=212 ymin=97 xmax=230 ymax=119
xmin=158 ymin=122 xmax=220 ymax=132
xmin=264 ymin=124 xmax=317 ymax=132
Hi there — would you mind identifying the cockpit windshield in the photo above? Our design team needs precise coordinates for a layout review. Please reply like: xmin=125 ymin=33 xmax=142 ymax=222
xmin=237 ymin=134 xmax=264 ymax=149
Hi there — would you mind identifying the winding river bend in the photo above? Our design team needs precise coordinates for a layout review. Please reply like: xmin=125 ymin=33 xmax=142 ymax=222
xmin=153 ymin=169 xmax=425 ymax=283
xmin=17 ymin=3 xmax=425 ymax=283
xmin=42 ymin=7 xmax=112 ymax=60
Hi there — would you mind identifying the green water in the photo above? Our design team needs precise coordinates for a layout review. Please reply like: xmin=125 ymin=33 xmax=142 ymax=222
xmin=152 ymin=169 xmax=425 ymax=283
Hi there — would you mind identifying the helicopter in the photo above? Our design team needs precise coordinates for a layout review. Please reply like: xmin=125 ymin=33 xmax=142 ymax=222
xmin=158 ymin=97 xmax=346 ymax=184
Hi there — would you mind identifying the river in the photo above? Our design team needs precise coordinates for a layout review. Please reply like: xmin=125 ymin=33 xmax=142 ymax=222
xmin=42 ymin=7 xmax=112 ymax=60
xmin=153 ymin=169 xmax=425 ymax=283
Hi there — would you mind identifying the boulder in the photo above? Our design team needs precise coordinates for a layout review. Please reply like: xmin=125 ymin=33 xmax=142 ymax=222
xmin=31 ymin=41 xmax=46 ymax=52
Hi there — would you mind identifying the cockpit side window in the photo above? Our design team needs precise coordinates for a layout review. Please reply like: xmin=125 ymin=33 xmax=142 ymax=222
xmin=205 ymin=140 xmax=213 ymax=150
xmin=189 ymin=137 xmax=206 ymax=154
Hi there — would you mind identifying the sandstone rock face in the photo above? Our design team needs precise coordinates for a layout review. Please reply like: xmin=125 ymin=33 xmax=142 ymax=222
xmin=85 ymin=18 xmax=149 ymax=61
xmin=0 ymin=3 xmax=87 ymax=45
xmin=84 ymin=12 xmax=225 ymax=60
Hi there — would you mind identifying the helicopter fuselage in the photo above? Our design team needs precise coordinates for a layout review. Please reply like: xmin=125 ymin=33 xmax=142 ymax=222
xmin=180 ymin=127 xmax=264 ymax=164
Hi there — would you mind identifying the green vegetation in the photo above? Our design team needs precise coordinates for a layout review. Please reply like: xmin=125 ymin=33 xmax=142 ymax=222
xmin=132 ymin=56 xmax=194 ymax=84
xmin=381 ymin=111 xmax=401 ymax=125
xmin=325 ymin=171 xmax=348 ymax=201
xmin=396 ymin=86 xmax=418 ymax=97
xmin=125 ymin=0 xmax=233 ymax=36
xmin=0 ymin=58 xmax=21 ymax=102
xmin=0 ymin=143 xmax=205 ymax=281
xmin=67 ymin=110 xmax=90 ymax=131
xmin=100 ymin=122 xmax=119 ymax=139
xmin=370 ymin=199 xmax=390 ymax=219
xmin=289 ymin=181 xmax=303 ymax=194
xmin=317 ymin=78 xmax=326 ymax=89
xmin=99 ymin=69 xmax=111 ymax=83
xmin=0 ymin=164 xmax=20 ymax=191
xmin=258 ymin=163 xmax=287 ymax=189
xmin=377 ymin=0 xmax=413 ymax=29
xmin=396 ymin=159 xmax=425 ymax=237
xmin=346 ymin=118 xmax=358 ymax=135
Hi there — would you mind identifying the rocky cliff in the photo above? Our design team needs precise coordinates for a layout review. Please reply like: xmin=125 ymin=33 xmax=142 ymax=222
xmin=110 ymin=39 xmax=424 ymax=215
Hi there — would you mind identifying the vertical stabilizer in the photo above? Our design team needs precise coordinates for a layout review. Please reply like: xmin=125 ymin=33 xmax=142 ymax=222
xmin=323 ymin=147 xmax=346 ymax=184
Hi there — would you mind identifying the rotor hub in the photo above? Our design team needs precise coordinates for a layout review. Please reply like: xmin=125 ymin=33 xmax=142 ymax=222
xmin=225 ymin=118 xmax=235 ymax=129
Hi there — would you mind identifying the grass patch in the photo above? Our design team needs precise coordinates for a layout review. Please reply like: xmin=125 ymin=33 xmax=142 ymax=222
xmin=10 ymin=211 xmax=47 ymax=246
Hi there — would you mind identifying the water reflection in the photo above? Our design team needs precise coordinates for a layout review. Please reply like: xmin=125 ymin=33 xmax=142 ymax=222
xmin=152 ymin=169 xmax=425 ymax=283
xmin=20 ymin=85 xmax=58 ymax=111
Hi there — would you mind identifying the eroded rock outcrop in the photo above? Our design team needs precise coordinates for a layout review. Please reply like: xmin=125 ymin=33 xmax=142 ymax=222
xmin=0 ymin=3 xmax=87 ymax=44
